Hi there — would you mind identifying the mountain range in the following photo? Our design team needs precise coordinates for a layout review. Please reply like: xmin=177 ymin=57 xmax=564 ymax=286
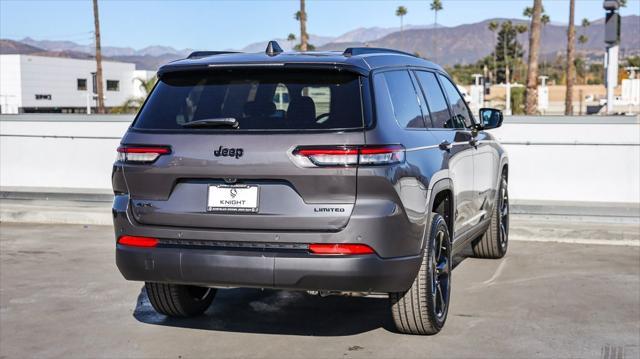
xmin=1 ymin=15 xmax=637 ymax=70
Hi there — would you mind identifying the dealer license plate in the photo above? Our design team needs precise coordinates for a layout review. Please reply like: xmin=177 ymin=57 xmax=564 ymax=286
xmin=207 ymin=185 xmax=259 ymax=213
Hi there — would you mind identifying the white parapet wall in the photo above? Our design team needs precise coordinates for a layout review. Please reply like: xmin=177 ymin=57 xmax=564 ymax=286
xmin=1 ymin=114 xmax=639 ymax=204
xmin=490 ymin=116 xmax=640 ymax=204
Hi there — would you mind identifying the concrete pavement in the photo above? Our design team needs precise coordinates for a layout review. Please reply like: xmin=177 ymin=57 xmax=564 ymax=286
xmin=1 ymin=222 xmax=639 ymax=358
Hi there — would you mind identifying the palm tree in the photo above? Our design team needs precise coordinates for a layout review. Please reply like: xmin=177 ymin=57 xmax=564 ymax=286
xmin=578 ymin=18 xmax=590 ymax=47
xmin=114 ymin=76 xmax=157 ymax=113
xmin=541 ymin=14 xmax=550 ymax=26
xmin=287 ymin=33 xmax=296 ymax=50
xmin=524 ymin=0 xmax=543 ymax=115
xmin=578 ymin=35 xmax=588 ymax=46
xmin=565 ymin=0 xmax=576 ymax=115
xmin=395 ymin=6 xmax=408 ymax=48
xmin=295 ymin=0 xmax=309 ymax=51
xmin=430 ymin=0 xmax=443 ymax=27
xmin=430 ymin=0 xmax=443 ymax=62
xmin=581 ymin=18 xmax=590 ymax=28
xmin=92 ymin=0 xmax=105 ymax=113
xmin=539 ymin=14 xmax=551 ymax=76
xmin=488 ymin=21 xmax=499 ymax=82
xmin=135 ymin=76 xmax=157 ymax=95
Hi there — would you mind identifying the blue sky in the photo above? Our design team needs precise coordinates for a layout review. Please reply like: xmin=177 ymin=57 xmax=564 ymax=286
xmin=1 ymin=0 xmax=638 ymax=50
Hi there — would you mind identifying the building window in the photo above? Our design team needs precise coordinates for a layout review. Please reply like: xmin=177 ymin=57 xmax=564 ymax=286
xmin=35 ymin=94 xmax=52 ymax=100
xmin=77 ymin=78 xmax=87 ymax=91
xmin=106 ymin=80 xmax=119 ymax=91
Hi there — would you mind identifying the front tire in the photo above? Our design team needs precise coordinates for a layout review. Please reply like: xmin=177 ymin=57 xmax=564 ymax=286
xmin=389 ymin=213 xmax=452 ymax=335
xmin=145 ymin=282 xmax=216 ymax=317
xmin=472 ymin=174 xmax=509 ymax=259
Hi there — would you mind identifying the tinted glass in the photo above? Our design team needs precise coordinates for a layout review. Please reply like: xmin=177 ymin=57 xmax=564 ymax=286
xmin=414 ymin=71 xmax=450 ymax=128
xmin=77 ymin=78 xmax=87 ymax=91
xmin=106 ymin=80 xmax=119 ymax=91
xmin=438 ymin=74 xmax=473 ymax=129
xmin=133 ymin=70 xmax=363 ymax=131
xmin=378 ymin=70 xmax=426 ymax=129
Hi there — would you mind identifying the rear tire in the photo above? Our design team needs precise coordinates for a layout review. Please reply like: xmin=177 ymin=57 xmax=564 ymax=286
xmin=389 ymin=213 xmax=452 ymax=335
xmin=145 ymin=282 xmax=216 ymax=317
xmin=472 ymin=174 xmax=509 ymax=259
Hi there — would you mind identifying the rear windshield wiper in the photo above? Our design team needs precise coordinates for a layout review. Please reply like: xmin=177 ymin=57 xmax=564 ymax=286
xmin=181 ymin=118 xmax=239 ymax=129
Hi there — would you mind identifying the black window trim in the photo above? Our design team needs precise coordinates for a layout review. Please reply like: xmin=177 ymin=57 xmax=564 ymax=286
xmin=435 ymin=73 xmax=478 ymax=130
xmin=371 ymin=68 xmax=430 ymax=131
xmin=408 ymin=70 xmax=433 ymax=129
xmin=77 ymin=78 xmax=87 ymax=91
xmin=106 ymin=79 xmax=120 ymax=92
xmin=410 ymin=69 xmax=436 ymax=128
xmin=412 ymin=69 xmax=458 ymax=132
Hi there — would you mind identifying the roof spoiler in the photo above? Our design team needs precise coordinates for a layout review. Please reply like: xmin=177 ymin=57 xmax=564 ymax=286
xmin=187 ymin=51 xmax=239 ymax=59
xmin=343 ymin=47 xmax=416 ymax=58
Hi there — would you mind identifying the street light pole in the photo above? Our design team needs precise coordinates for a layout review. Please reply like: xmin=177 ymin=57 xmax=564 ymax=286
xmin=606 ymin=44 xmax=619 ymax=114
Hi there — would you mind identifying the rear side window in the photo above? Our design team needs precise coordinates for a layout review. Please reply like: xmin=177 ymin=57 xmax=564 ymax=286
xmin=374 ymin=70 xmax=426 ymax=129
xmin=133 ymin=70 xmax=363 ymax=131
xmin=414 ymin=71 xmax=450 ymax=129
xmin=438 ymin=74 xmax=473 ymax=129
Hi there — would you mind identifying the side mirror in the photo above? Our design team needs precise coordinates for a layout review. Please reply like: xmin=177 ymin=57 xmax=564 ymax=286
xmin=479 ymin=108 xmax=504 ymax=130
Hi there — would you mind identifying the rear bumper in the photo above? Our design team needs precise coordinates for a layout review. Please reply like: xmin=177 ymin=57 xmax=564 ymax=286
xmin=116 ymin=245 xmax=421 ymax=293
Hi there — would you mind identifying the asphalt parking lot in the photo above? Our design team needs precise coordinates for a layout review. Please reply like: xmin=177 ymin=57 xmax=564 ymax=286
xmin=1 ymin=222 xmax=639 ymax=359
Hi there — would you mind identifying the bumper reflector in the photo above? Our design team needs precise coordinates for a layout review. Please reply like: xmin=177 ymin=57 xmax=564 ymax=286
xmin=118 ymin=235 xmax=158 ymax=248
xmin=309 ymin=243 xmax=375 ymax=255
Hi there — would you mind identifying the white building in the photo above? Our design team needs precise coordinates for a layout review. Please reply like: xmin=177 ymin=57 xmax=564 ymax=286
xmin=0 ymin=54 xmax=155 ymax=114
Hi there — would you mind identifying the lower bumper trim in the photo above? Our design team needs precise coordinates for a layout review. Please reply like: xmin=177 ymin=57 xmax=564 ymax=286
xmin=116 ymin=245 xmax=421 ymax=293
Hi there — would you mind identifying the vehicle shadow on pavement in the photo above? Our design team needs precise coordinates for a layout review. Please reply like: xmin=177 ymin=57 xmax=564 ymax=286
xmin=133 ymin=286 xmax=398 ymax=336
xmin=132 ymin=252 xmax=470 ymax=336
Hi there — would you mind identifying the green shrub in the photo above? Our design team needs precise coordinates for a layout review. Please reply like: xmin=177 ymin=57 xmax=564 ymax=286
xmin=510 ymin=87 xmax=525 ymax=115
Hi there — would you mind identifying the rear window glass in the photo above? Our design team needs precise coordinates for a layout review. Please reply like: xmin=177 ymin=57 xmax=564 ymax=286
xmin=133 ymin=70 xmax=364 ymax=131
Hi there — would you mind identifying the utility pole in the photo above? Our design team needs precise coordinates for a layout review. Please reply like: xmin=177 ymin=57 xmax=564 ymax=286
xmin=564 ymin=0 xmax=576 ymax=115
xmin=92 ymin=0 xmax=105 ymax=114
xmin=603 ymin=1 xmax=621 ymax=114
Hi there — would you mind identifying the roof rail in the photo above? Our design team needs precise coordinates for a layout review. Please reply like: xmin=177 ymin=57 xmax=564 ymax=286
xmin=187 ymin=51 xmax=239 ymax=59
xmin=343 ymin=47 xmax=416 ymax=58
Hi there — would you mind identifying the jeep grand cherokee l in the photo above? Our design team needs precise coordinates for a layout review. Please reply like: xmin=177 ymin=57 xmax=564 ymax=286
xmin=113 ymin=42 xmax=509 ymax=335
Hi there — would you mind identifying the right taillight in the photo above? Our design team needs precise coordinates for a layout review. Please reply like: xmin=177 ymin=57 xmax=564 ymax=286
xmin=292 ymin=145 xmax=405 ymax=167
xmin=309 ymin=243 xmax=375 ymax=255
xmin=117 ymin=145 xmax=171 ymax=163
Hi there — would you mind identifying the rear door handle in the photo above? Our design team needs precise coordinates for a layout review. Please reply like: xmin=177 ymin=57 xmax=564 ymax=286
xmin=439 ymin=141 xmax=452 ymax=151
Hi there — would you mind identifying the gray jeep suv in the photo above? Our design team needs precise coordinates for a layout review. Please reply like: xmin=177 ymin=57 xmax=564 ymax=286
xmin=113 ymin=42 xmax=509 ymax=335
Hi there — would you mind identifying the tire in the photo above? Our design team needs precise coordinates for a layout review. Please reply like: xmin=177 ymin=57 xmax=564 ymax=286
xmin=472 ymin=174 xmax=509 ymax=259
xmin=389 ymin=213 xmax=452 ymax=335
xmin=145 ymin=282 xmax=216 ymax=317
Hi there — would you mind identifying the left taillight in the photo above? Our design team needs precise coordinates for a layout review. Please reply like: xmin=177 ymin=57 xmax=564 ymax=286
xmin=116 ymin=145 xmax=171 ymax=163
xmin=117 ymin=235 xmax=158 ymax=248
xmin=292 ymin=145 xmax=405 ymax=167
